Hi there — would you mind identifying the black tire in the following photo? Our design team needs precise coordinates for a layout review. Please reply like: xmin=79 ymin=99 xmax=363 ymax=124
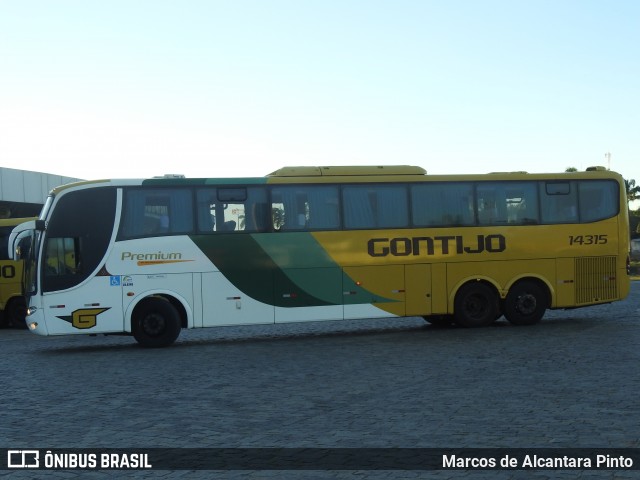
xmin=6 ymin=297 xmax=27 ymax=329
xmin=423 ymin=315 xmax=454 ymax=327
xmin=132 ymin=297 xmax=181 ymax=348
xmin=453 ymin=282 xmax=499 ymax=328
xmin=504 ymin=280 xmax=548 ymax=326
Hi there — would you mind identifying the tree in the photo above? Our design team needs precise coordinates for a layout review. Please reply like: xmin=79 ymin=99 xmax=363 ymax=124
xmin=272 ymin=207 xmax=285 ymax=230
xmin=625 ymin=179 xmax=640 ymax=203
xmin=565 ymin=167 xmax=578 ymax=172
xmin=630 ymin=206 xmax=640 ymax=236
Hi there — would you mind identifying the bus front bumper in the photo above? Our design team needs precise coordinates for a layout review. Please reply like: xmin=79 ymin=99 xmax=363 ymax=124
xmin=25 ymin=306 xmax=48 ymax=336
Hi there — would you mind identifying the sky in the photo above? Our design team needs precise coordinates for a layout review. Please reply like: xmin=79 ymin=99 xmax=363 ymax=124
xmin=1 ymin=1 xmax=638 ymax=190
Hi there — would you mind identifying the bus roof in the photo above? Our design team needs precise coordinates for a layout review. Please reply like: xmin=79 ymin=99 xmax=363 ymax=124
xmin=47 ymin=165 xmax=625 ymax=192
xmin=267 ymin=165 xmax=427 ymax=176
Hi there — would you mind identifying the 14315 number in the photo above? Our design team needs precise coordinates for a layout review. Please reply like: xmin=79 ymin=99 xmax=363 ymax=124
xmin=569 ymin=235 xmax=608 ymax=245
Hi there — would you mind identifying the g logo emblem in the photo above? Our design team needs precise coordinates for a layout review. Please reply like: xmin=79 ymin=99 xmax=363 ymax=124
xmin=58 ymin=308 xmax=110 ymax=329
xmin=72 ymin=308 xmax=109 ymax=329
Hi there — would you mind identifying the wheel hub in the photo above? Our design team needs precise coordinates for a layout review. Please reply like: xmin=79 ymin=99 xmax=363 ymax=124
xmin=466 ymin=295 xmax=487 ymax=318
xmin=143 ymin=314 xmax=166 ymax=336
xmin=516 ymin=294 xmax=537 ymax=315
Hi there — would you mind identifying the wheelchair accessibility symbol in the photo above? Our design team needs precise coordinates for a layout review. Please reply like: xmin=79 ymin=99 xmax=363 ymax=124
xmin=110 ymin=276 xmax=121 ymax=286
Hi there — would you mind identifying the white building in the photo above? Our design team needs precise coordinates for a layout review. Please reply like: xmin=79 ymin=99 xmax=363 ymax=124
xmin=0 ymin=167 xmax=81 ymax=218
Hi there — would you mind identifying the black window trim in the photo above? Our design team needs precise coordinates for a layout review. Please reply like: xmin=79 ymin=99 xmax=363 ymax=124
xmin=116 ymin=178 xmax=621 ymax=239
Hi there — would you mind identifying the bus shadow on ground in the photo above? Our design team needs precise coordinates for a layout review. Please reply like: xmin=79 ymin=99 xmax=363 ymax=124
xmin=30 ymin=314 xmax=605 ymax=355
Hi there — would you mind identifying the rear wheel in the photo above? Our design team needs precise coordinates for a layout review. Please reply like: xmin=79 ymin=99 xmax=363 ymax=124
xmin=132 ymin=297 xmax=181 ymax=347
xmin=504 ymin=280 xmax=548 ymax=326
xmin=454 ymin=282 xmax=499 ymax=328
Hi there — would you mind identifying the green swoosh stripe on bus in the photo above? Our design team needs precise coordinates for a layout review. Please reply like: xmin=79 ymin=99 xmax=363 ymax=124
xmin=190 ymin=233 xmax=395 ymax=307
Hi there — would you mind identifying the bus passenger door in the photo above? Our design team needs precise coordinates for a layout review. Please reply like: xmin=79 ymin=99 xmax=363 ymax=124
xmin=405 ymin=264 xmax=432 ymax=316
xmin=343 ymin=265 xmax=405 ymax=319
xmin=201 ymin=272 xmax=275 ymax=326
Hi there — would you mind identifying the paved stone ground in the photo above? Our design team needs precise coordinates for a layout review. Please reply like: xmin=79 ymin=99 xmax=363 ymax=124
xmin=1 ymin=282 xmax=639 ymax=479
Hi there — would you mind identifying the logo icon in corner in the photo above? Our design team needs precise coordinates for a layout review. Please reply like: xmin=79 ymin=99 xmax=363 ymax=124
xmin=7 ymin=450 xmax=39 ymax=468
xmin=57 ymin=308 xmax=110 ymax=329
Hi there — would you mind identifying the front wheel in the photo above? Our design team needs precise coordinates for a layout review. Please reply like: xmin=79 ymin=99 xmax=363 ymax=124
xmin=504 ymin=281 xmax=548 ymax=326
xmin=454 ymin=282 xmax=499 ymax=328
xmin=132 ymin=297 xmax=181 ymax=348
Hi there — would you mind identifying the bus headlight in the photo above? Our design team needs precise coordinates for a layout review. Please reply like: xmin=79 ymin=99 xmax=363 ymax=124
xmin=28 ymin=322 xmax=38 ymax=331
xmin=27 ymin=306 xmax=38 ymax=316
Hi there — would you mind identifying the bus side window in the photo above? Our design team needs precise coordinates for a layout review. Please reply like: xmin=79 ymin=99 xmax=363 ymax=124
xmin=272 ymin=187 xmax=307 ymax=230
xmin=540 ymin=181 xmax=578 ymax=224
xmin=224 ymin=187 xmax=268 ymax=233
xmin=196 ymin=189 xmax=217 ymax=232
xmin=252 ymin=203 xmax=270 ymax=232
xmin=579 ymin=180 xmax=618 ymax=222
xmin=272 ymin=201 xmax=285 ymax=231
xmin=197 ymin=187 xmax=269 ymax=233
xmin=505 ymin=182 xmax=539 ymax=225
xmin=476 ymin=184 xmax=508 ymax=225
xmin=411 ymin=183 xmax=474 ymax=226
xmin=121 ymin=188 xmax=193 ymax=237
xmin=343 ymin=185 xmax=408 ymax=229
xmin=271 ymin=186 xmax=339 ymax=231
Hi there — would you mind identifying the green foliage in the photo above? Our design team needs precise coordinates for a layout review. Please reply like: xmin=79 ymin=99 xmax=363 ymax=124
xmin=630 ymin=210 xmax=640 ymax=236
xmin=272 ymin=207 xmax=284 ymax=230
xmin=625 ymin=179 xmax=640 ymax=203
xmin=627 ymin=207 xmax=639 ymax=237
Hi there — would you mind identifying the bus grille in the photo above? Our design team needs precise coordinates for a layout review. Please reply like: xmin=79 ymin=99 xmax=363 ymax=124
xmin=575 ymin=256 xmax=618 ymax=305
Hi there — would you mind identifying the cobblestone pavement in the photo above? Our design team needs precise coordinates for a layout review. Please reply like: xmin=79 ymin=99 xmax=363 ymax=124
xmin=1 ymin=282 xmax=639 ymax=480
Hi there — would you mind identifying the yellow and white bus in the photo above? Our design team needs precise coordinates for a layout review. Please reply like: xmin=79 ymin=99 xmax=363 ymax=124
xmin=0 ymin=217 xmax=35 ymax=327
xmin=9 ymin=166 xmax=631 ymax=347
